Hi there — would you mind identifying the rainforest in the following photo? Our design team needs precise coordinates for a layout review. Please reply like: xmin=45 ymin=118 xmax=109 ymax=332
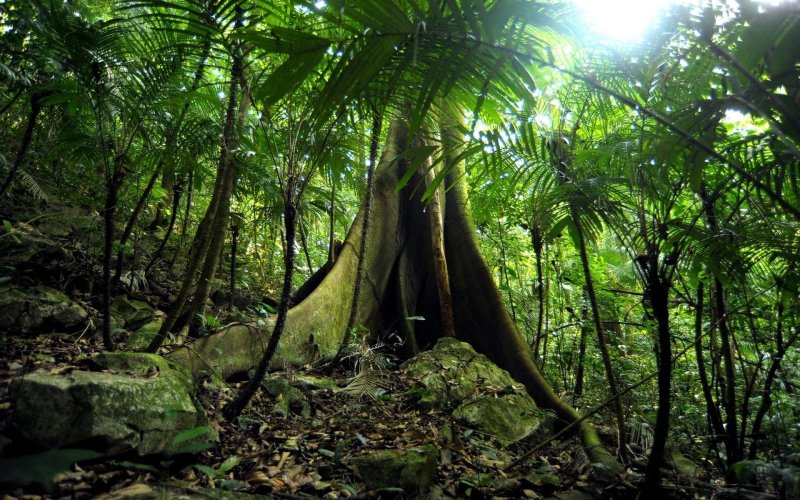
xmin=1 ymin=0 xmax=799 ymax=498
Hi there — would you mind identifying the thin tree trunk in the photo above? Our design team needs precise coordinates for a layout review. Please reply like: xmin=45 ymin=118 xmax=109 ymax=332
xmin=532 ymin=226 xmax=545 ymax=361
xmin=229 ymin=217 xmax=239 ymax=310
xmin=186 ymin=67 xmax=246 ymax=336
xmin=170 ymin=167 xmax=194 ymax=273
xmin=147 ymin=42 xmax=242 ymax=351
xmin=497 ymin=221 xmax=517 ymax=323
xmin=147 ymin=178 xmax=183 ymax=275
xmin=700 ymin=183 xmax=741 ymax=466
xmin=694 ymin=283 xmax=725 ymax=451
xmin=574 ymin=290 xmax=589 ymax=399
xmin=641 ymin=266 xmax=672 ymax=493
xmin=113 ymin=166 xmax=161 ymax=283
xmin=750 ymin=288 xmax=797 ymax=458
xmin=223 ymin=199 xmax=298 ymax=420
xmin=574 ymin=209 xmax=627 ymax=461
xmin=328 ymin=177 xmax=337 ymax=266
xmin=337 ymin=110 xmax=383 ymax=356
xmin=0 ymin=93 xmax=41 ymax=198
xmin=101 ymin=157 xmax=124 ymax=351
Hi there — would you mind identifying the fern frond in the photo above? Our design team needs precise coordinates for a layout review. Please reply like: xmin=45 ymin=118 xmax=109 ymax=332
xmin=18 ymin=169 xmax=48 ymax=202
xmin=341 ymin=368 xmax=388 ymax=400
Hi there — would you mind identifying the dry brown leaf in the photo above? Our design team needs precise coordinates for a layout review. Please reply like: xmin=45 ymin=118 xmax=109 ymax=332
xmin=245 ymin=470 xmax=272 ymax=485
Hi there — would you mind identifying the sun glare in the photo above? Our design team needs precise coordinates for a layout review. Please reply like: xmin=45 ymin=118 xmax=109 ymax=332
xmin=574 ymin=0 xmax=798 ymax=42
xmin=573 ymin=0 xmax=673 ymax=42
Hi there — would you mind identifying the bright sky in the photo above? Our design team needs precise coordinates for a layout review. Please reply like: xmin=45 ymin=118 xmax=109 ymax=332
xmin=573 ymin=0 xmax=796 ymax=42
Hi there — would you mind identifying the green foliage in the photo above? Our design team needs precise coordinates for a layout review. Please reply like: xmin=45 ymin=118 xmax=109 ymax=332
xmin=0 ymin=448 xmax=102 ymax=490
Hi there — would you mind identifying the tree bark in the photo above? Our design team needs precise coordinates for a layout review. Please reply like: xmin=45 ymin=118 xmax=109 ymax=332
xmin=423 ymin=158 xmax=455 ymax=338
xmin=337 ymin=110 xmax=383 ymax=356
xmin=167 ymin=116 xmax=621 ymax=473
xmin=223 ymin=200 xmax=298 ymax=420
xmin=694 ymin=283 xmax=725 ymax=454
xmin=641 ymin=265 xmax=672 ymax=493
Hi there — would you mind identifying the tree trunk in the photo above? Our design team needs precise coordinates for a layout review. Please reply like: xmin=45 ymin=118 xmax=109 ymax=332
xmin=147 ymin=178 xmax=183 ymax=275
xmin=573 ymin=208 xmax=627 ymax=461
xmin=229 ymin=217 xmax=239 ymax=310
xmin=423 ymin=158 xmax=455 ymax=338
xmin=101 ymin=156 xmax=124 ymax=351
xmin=167 ymin=116 xmax=620 ymax=473
xmin=694 ymin=283 xmax=725 ymax=454
xmin=146 ymin=46 xmax=241 ymax=351
xmin=223 ymin=200 xmax=298 ymax=420
xmin=641 ymin=267 xmax=672 ymax=493
xmin=531 ymin=226 xmax=545 ymax=361
xmin=114 ymin=165 xmax=161 ymax=284
xmin=574 ymin=290 xmax=589 ymax=399
xmin=337 ymin=110 xmax=383 ymax=356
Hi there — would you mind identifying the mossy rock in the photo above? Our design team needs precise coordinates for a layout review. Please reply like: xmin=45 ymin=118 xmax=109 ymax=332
xmin=402 ymin=337 xmax=524 ymax=409
xmin=452 ymin=393 xmax=544 ymax=445
xmin=126 ymin=318 xmax=163 ymax=351
xmin=0 ymin=223 xmax=67 ymax=268
xmin=349 ymin=444 xmax=438 ymax=494
xmin=402 ymin=338 xmax=545 ymax=444
xmin=261 ymin=376 xmax=311 ymax=419
xmin=0 ymin=286 xmax=88 ymax=335
xmin=111 ymin=295 xmax=155 ymax=331
xmin=11 ymin=352 xmax=213 ymax=455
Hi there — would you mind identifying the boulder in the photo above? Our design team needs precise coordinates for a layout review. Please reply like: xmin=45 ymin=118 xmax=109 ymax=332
xmin=349 ymin=445 xmax=438 ymax=494
xmin=126 ymin=318 xmax=163 ymax=351
xmin=0 ymin=223 xmax=67 ymax=272
xmin=403 ymin=337 xmax=545 ymax=444
xmin=452 ymin=394 xmax=544 ymax=445
xmin=0 ymin=285 xmax=88 ymax=335
xmin=261 ymin=376 xmax=311 ymax=419
xmin=111 ymin=295 xmax=155 ymax=331
xmin=10 ymin=352 xmax=214 ymax=455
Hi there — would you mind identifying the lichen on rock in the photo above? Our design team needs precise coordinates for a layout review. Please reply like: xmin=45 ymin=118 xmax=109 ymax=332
xmin=402 ymin=337 xmax=546 ymax=444
xmin=11 ymin=351 xmax=214 ymax=455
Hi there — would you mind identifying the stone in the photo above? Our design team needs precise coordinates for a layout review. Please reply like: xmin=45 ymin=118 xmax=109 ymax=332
xmin=261 ymin=376 xmax=311 ymax=419
xmin=0 ymin=285 xmax=88 ymax=335
xmin=667 ymin=445 xmax=702 ymax=479
xmin=403 ymin=337 xmax=545 ymax=444
xmin=0 ymin=223 xmax=67 ymax=270
xmin=349 ymin=445 xmax=438 ymax=494
xmin=126 ymin=318 xmax=163 ymax=351
xmin=452 ymin=393 xmax=544 ymax=445
xmin=111 ymin=295 xmax=155 ymax=331
xmin=11 ymin=352 xmax=214 ymax=455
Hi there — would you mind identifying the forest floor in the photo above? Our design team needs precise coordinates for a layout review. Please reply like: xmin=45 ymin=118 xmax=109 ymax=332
xmin=0 ymin=330 xmax=746 ymax=500
xmin=0 ymin=205 xmax=771 ymax=499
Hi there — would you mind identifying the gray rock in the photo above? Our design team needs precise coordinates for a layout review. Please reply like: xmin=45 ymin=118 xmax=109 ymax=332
xmin=261 ymin=376 xmax=311 ymax=419
xmin=452 ymin=393 xmax=544 ymax=445
xmin=402 ymin=337 xmax=545 ymax=444
xmin=126 ymin=318 xmax=163 ymax=351
xmin=0 ymin=223 xmax=67 ymax=269
xmin=350 ymin=444 xmax=438 ymax=494
xmin=111 ymin=295 xmax=155 ymax=331
xmin=11 ymin=352 xmax=214 ymax=455
xmin=0 ymin=286 xmax=88 ymax=335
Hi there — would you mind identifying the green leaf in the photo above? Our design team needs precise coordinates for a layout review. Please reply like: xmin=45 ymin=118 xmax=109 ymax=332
xmin=253 ymin=48 xmax=326 ymax=107
xmin=218 ymin=455 xmax=241 ymax=473
xmin=392 ymin=145 xmax=439 ymax=193
xmin=0 ymin=448 xmax=102 ymax=489
xmin=193 ymin=464 xmax=219 ymax=478
xmin=172 ymin=425 xmax=213 ymax=446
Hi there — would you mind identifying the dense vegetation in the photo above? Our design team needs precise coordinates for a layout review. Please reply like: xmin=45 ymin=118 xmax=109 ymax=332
xmin=1 ymin=0 xmax=799 ymax=496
